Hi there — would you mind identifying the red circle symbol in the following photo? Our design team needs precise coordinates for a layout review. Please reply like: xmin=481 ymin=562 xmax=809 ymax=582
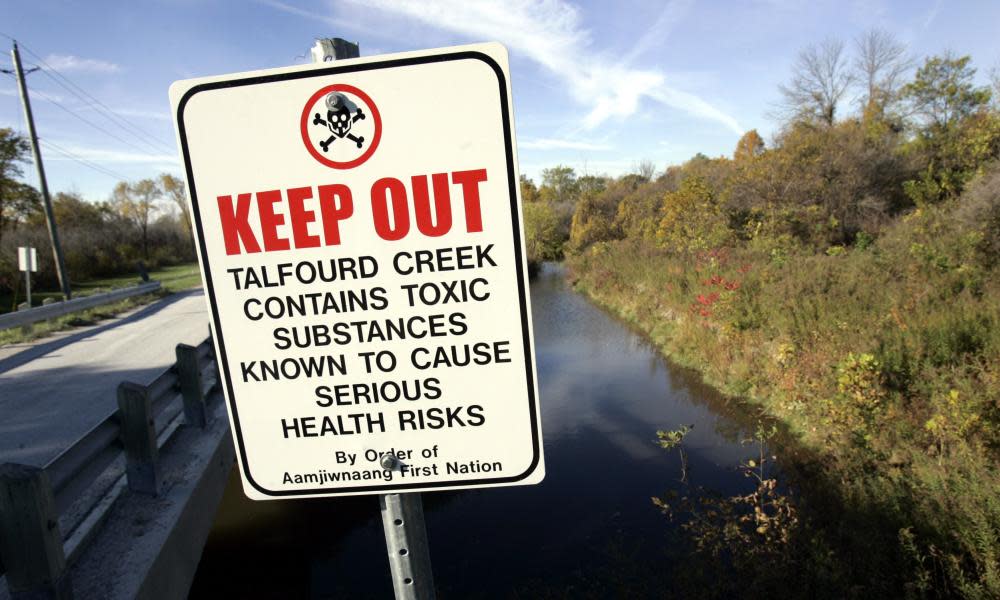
xmin=300 ymin=84 xmax=381 ymax=169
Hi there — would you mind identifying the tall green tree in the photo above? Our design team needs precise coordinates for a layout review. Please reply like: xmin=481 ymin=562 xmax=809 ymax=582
xmin=0 ymin=128 xmax=41 ymax=245
xmin=903 ymin=53 xmax=992 ymax=131
xmin=902 ymin=54 xmax=997 ymax=203
xmin=49 ymin=192 xmax=106 ymax=229
xmin=523 ymin=201 xmax=562 ymax=263
xmin=539 ymin=165 xmax=579 ymax=205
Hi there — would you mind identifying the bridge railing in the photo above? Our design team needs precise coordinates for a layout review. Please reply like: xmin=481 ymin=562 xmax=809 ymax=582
xmin=0 ymin=281 xmax=162 ymax=331
xmin=0 ymin=335 xmax=220 ymax=599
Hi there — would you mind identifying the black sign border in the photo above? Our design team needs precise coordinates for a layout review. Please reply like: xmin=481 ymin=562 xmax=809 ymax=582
xmin=176 ymin=50 xmax=541 ymax=497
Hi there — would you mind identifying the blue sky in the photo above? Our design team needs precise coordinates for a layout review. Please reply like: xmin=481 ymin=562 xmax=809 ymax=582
xmin=1 ymin=0 xmax=998 ymax=202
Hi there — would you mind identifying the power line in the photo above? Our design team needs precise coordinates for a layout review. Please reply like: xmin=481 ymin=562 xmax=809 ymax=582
xmin=25 ymin=45 xmax=176 ymax=152
xmin=1 ymin=33 xmax=176 ymax=155
xmin=32 ymin=65 xmax=176 ymax=155
xmin=26 ymin=84 xmax=170 ymax=159
xmin=4 ymin=60 xmax=172 ymax=164
xmin=40 ymin=138 xmax=131 ymax=182
xmin=41 ymin=139 xmax=130 ymax=181
xmin=5 ymin=57 xmax=135 ymax=183
xmin=16 ymin=41 xmax=176 ymax=154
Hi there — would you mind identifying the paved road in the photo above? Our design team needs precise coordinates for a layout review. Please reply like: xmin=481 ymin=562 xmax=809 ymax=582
xmin=0 ymin=289 xmax=209 ymax=466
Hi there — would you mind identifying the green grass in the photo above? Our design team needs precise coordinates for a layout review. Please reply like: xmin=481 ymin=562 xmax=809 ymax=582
xmin=71 ymin=262 xmax=202 ymax=295
xmin=0 ymin=262 xmax=201 ymax=346
xmin=2 ymin=262 xmax=202 ymax=312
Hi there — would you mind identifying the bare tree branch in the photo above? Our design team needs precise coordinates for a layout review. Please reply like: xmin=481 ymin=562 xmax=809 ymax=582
xmin=853 ymin=28 xmax=912 ymax=116
xmin=778 ymin=38 xmax=854 ymax=126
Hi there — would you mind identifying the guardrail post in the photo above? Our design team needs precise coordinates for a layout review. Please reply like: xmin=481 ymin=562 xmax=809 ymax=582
xmin=0 ymin=463 xmax=73 ymax=599
xmin=176 ymin=343 xmax=207 ymax=429
xmin=116 ymin=382 xmax=160 ymax=495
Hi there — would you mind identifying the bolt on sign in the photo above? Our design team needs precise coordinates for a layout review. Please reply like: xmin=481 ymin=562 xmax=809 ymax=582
xmin=169 ymin=43 xmax=544 ymax=499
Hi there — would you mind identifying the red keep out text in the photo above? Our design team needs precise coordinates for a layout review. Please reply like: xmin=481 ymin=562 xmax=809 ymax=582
xmin=216 ymin=168 xmax=488 ymax=255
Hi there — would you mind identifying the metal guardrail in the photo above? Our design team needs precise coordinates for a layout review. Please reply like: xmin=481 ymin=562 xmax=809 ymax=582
xmin=0 ymin=335 xmax=218 ymax=598
xmin=0 ymin=281 xmax=162 ymax=331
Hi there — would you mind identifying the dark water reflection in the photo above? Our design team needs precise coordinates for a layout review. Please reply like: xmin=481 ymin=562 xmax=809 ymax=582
xmin=190 ymin=263 xmax=772 ymax=599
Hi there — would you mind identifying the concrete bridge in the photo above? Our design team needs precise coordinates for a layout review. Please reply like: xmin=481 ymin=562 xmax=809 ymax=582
xmin=0 ymin=289 xmax=233 ymax=599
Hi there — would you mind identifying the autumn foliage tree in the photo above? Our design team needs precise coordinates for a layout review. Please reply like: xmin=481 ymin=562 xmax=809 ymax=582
xmin=160 ymin=173 xmax=192 ymax=247
xmin=733 ymin=130 xmax=765 ymax=162
xmin=111 ymin=179 xmax=162 ymax=260
xmin=656 ymin=176 xmax=729 ymax=252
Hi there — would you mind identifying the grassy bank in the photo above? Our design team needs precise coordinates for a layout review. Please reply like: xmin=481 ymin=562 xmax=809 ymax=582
xmin=568 ymin=207 xmax=1000 ymax=597
xmin=1 ymin=262 xmax=202 ymax=313
xmin=0 ymin=262 xmax=201 ymax=346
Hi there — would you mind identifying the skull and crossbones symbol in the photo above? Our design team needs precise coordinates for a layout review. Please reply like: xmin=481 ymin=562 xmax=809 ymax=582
xmin=312 ymin=92 xmax=366 ymax=151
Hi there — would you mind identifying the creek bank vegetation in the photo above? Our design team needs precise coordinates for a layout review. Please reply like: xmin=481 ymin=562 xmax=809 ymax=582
xmin=524 ymin=32 xmax=1000 ymax=598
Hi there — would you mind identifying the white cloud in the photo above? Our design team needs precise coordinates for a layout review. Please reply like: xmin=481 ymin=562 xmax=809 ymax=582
xmin=44 ymin=54 xmax=121 ymax=73
xmin=519 ymin=137 xmax=612 ymax=150
xmin=44 ymin=141 xmax=177 ymax=164
xmin=110 ymin=108 xmax=170 ymax=121
xmin=342 ymin=0 xmax=741 ymax=134
xmin=0 ymin=87 xmax=66 ymax=102
xmin=257 ymin=0 xmax=383 ymax=39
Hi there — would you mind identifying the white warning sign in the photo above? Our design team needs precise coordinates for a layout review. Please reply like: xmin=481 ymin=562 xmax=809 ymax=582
xmin=169 ymin=43 xmax=544 ymax=499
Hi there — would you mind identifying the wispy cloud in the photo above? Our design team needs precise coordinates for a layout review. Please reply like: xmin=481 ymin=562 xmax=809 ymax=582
xmin=110 ymin=108 xmax=170 ymax=121
xmin=921 ymin=0 xmax=943 ymax=30
xmin=621 ymin=0 xmax=693 ymax=65
xmin=256 ymin=0 xmax=382 ymax=40
xmin=44 ymin=54 xmax=121 ymax=73
xmin=519 ymin=137 xmax=612 ymax=151
xmin=45 ymin=141 xmax=177 ymax=164
xmin=0 ymin=87 xmax=67 ymax=103
xmin=2 ymin=87 xmax=165 ymax=125
xmin=332 ymin=0 xmax=742 ymax=134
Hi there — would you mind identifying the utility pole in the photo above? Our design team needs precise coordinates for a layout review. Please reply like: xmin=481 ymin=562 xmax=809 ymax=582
xmin=10 ymin=41 xmax=72 ymax=300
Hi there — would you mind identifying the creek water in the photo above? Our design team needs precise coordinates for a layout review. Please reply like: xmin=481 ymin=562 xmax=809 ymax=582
xmin=189 ymin=263 xmax=773 ymax=598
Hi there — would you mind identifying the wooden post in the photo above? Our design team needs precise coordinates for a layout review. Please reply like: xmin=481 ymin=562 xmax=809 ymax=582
xmin=116 ymin=382 xmax=160 ymax=495
xmin=0 ymin=463 xmax=73 ymax=599
xmin=176 ymin=343 xmax=207 ymax=428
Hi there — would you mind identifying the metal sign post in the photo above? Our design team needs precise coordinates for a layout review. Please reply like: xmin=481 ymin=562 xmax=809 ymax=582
xmin=379 ymin=457 xmax=435 ymax=599
xmin=312 ymin=38 xmax=437 ymax=600
xmin=18 ymin=247 xmax=38 ymax=308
